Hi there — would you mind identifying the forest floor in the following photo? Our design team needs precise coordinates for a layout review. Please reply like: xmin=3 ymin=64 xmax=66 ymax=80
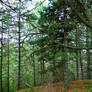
xmin=17 ymin=80 xmax=92 ymax=92
xmin=64 ymin=80 xmax=92 ymax=92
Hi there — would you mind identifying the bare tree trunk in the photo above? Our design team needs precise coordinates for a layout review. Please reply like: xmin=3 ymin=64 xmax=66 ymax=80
xmin=86 ymin=28 xmax=90 ymax=79
xmin=40 ymin=61 xmax=43 ymax=85
xmin=63 ymin=5 xmax=70 ymax=89
xmin=75 ymin=30 xmax=79 ymax=80
xmin=63 ymin=35 xmax=70 ymax=89
xmin=63 ymin=32 xmax=70 ymax=89
xmin=0 ymin=21 xmax=3 ymax=92
xmin=18 ymin=7 xmax=21 ymax=90
xmin=42 ymin=60 xmax=45 ymax=84
xmin=7 ymin=27 xmax=10 ymax=92
xmin=80 ymin=50 xmax=84 ymax=80
xmin=33 ymin=45 xmax=36 ymax=86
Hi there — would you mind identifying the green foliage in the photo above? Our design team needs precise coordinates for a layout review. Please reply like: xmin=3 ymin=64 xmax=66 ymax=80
xmin=25 ymin=0 xmax=32 ymax=1
xmin=31 ymin=36 xmax=49 ymax=46
xmin=55 ymin=52 xmax=68 ymax=60
xmin=0 ymin=0 xmax=92 ymax=91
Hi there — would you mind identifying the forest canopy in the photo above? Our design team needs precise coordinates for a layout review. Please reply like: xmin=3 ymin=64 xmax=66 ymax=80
xmin=0 ymin=0 xmax=92 ymax=92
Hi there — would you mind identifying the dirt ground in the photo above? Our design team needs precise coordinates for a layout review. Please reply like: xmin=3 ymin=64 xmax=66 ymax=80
xmin=18 ymin=80 xmax=92 ymax=92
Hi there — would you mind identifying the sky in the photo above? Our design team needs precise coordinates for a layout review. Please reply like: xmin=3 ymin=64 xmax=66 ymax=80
xmin=0 ymin=0 xmax=49 ymax=41
xmin=27 ymin=0 xmax=49 ymax=10
xmin=0 ymin=0 xmax=49 ymax=9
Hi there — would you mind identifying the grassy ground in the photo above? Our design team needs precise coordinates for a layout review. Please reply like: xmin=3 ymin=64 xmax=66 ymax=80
xmin=17 ymin=80 xmax=92 ymax=92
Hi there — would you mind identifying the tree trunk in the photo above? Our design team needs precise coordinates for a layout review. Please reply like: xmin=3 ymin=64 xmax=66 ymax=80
xmin=18 ymin=8 xmax=21 ymax=90
xmin=40 ymin=61 xmax=42 ymax=85
xmin=75 ymin=29 xmax=79 ymax=80
xmin=7 ymin=27 xmax=10 ymax=92
xmin=0 ymin=21 xmax=3 ymax=92
xmin=63 ymin=31 xmax=70 ymax=89
xmin=86 ymin=28 xmax=90 ymax=79
xmin=63 ymin=6 xmax=70 ymax=89
xmin=33 ymin=45 xmax=36 ymax=86
xmin=80 ymin=50 xmax=84 ymax=80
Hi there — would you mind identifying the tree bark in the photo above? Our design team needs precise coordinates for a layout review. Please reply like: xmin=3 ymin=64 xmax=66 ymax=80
xmin=7 ymin=26 xmax=10 ymax=92
xmin=0 ymin=20 xmax=3 ymax=92
xmin=86 ymin=28 xmax=90 ymax=79
xmin=18 ymin=8 xmax=21 ymax=90
xmin=75 ymin=30 xmax=79 ymax=80
xmin=80 ymin=50 xmax=84 ymax=80
xmin=63 ymin=6 xmax=70 ymax=89
xmin=33 ymin=45 xmax=36 ymax=86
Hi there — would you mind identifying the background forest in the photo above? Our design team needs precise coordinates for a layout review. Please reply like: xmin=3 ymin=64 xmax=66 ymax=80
xmin=0 ymin=0 xmax=92 ymax=92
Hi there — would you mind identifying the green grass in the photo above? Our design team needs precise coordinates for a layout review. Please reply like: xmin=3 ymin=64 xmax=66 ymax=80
xmin=83 ymin=82 xmax=92 ymax=85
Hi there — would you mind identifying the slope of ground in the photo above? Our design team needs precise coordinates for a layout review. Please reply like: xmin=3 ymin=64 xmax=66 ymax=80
xmin=17 ymin=80 xmax=92 ymax=92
